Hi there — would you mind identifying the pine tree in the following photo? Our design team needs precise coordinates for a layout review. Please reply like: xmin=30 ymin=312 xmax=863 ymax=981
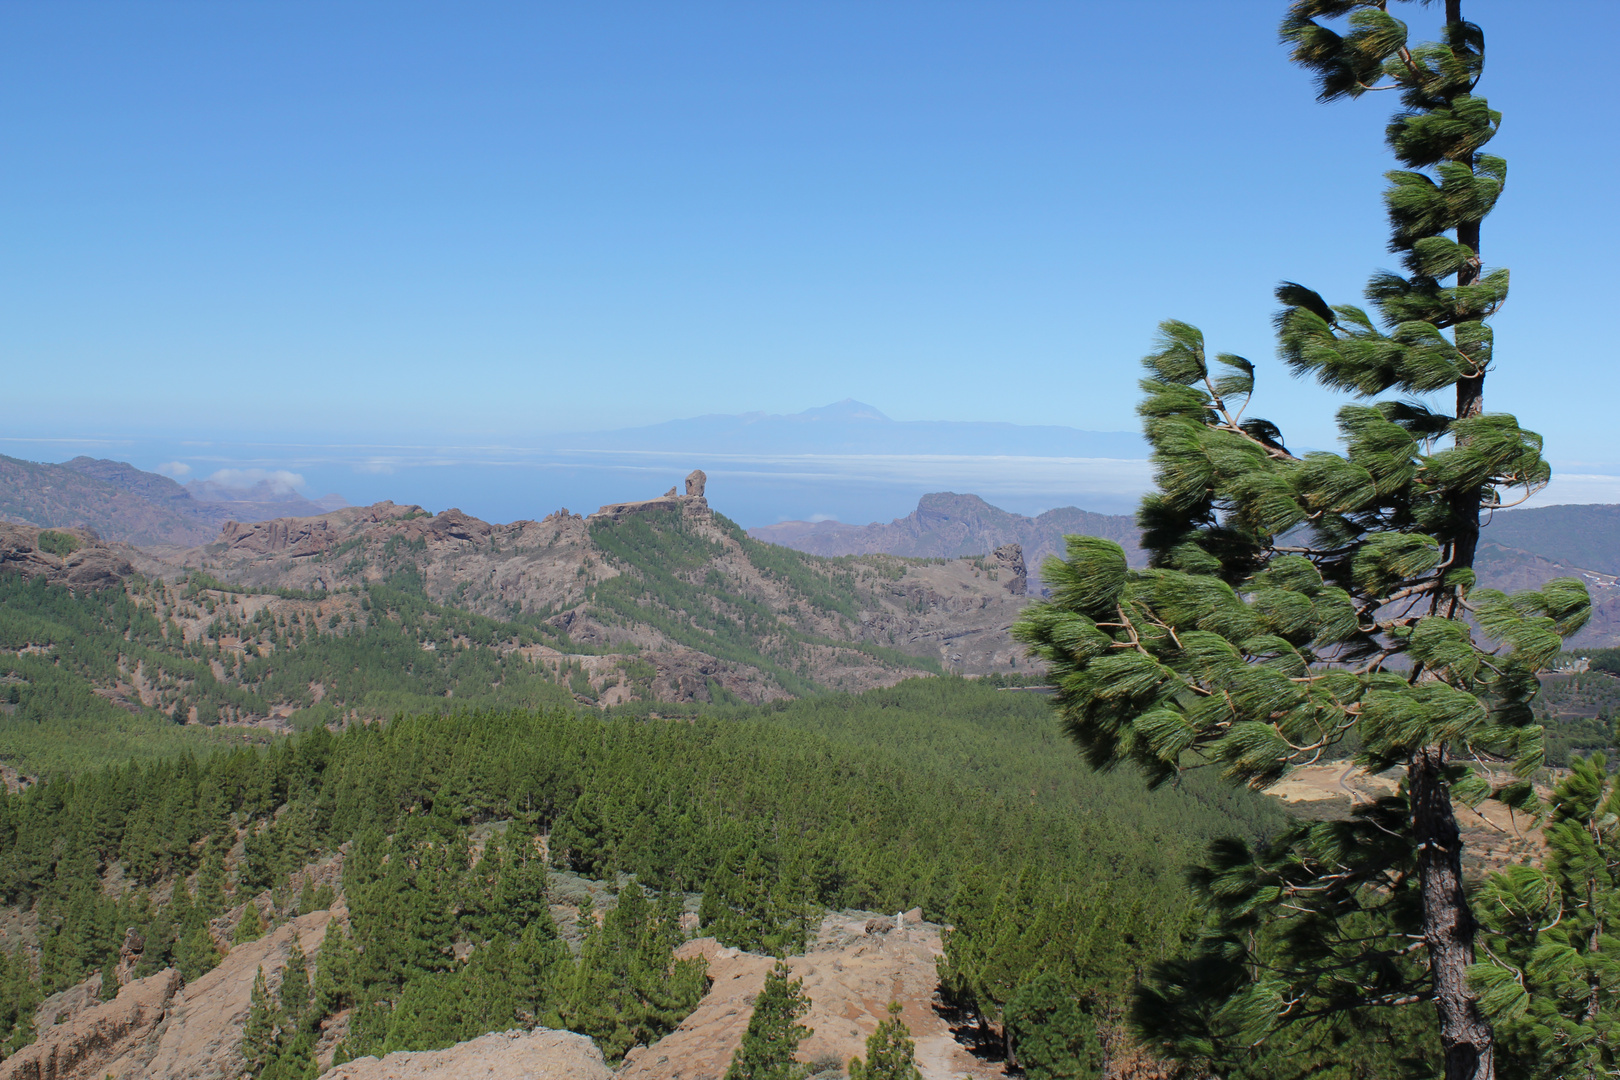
xmin=310 ymin=922 xmax=357 ymax=1029
xmin=241 ymin=965 xmax=284 ymax=1077
xmin=725 ymin=959 xmax=813 ymax=1080
xmin=1012 ymin=5 xmax=1588 ymax=1080
xmin=848 ymin=1002 xmax=922 ymax=1080
xmin=233 ymin=900 xmax=265 ymax=945
xmin=1004 ymin=971 xmax=1102 ymax=1080
xmin=98 ymin=955 xmax=119 ymax=1001
xmin=1474 ymin=754 xmax=1620 ymax=1079
xmin=279 ymin=937 xmax=311 ymax=1030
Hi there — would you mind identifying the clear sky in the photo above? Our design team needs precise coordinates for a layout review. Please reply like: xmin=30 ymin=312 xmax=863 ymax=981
xmin=3 ymin=1 xmax=1617 ymax=521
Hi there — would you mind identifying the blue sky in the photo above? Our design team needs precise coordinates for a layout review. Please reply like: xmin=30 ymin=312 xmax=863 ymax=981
xmin=2 ymin=1 xmax=1616 ymax=524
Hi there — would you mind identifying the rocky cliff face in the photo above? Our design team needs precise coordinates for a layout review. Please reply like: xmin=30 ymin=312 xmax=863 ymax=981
xmin=0 ymin=522 xmax=134 ymax=590
xmin=0 ymin=969 xmax=181 ymax=1080
xmin=620 ymin=910 xmax=1002 ymax=1080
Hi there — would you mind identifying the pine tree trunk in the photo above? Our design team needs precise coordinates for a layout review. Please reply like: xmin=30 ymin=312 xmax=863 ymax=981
xmin=1412 ymin=746 xmax=1494 ymax=1080
xmin=1432 ymin=16 xmax=1492 ymax=1069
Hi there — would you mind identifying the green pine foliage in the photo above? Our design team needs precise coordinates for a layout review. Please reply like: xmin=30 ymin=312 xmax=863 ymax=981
xmin=586 ymin=509 xmax=938 ymax=698
xmin=0 ymin=675 xmax=1282 ymax=1068
xmin=726 ymin=959 xmax=813 ymax=1080
xmin=1474 ymin=754 xmax=1620 ymax=1079
xmin=1003 ymin=971 xmax=1102 ymax=1080
xmin=847 ymin=1002 xmax=922 ymax=1080
xmin=1013 ymin=4 xmax=1587 ymax=1078
xmin=241 ymin=966 xmax=283 ymax=1077
xmin=0 ymin=569 xmax=579 ymax=776
xmin=554 ymin=883 xmax=708 ymax=1061
xmin=233 ymin=902 xmax=265 ymax=945
xmin=0 ymin=944 xmax=39 ymax=1058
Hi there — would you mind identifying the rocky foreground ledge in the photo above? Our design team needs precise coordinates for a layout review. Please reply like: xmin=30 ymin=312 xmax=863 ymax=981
xmin=0 ymin=908 xmax=998 ymax=1080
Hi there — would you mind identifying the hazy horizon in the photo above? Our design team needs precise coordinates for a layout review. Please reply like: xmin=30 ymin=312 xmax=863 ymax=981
xmin=5 ymin=2 xmax=1617 ymax=523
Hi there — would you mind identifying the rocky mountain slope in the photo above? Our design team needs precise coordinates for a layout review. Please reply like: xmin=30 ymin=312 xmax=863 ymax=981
xmin=749 ymin=491 xmax=1147 ymax=572
xmin=0 ymin=476 xmax=1039 ymax=764
xmin=0 ymin=901 xmax=996 ymax=1080
xmin=159 ymin=472 xmax=1041 ymax=696
xmin=0 ymin=455 xmax=344 ymax=548
xmin=752 ymin=495 xmax=1620 ymax=649
xmin=1477 ymin=503 xmax=1620 ymax=576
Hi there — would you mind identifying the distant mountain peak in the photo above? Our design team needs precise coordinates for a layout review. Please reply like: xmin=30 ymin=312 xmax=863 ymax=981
xmin=793 ymin=399 xmax=892 ymax=423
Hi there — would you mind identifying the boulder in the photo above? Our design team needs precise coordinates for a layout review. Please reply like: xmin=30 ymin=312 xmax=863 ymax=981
xmin=685 ymin=470 xmax=707 ymax=497
xmin=0 ymin=523 xmax=132 ymax=590
xmin=324 ymin=1028 xmax=611 ymax=1080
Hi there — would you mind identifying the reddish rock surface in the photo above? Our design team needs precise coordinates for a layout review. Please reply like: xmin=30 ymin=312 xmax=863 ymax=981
xmin=134 ymin=908 xmax=336 ymax=1079
xmin=619 ymin=910 xmax=998 ymax=1080
xmin=324 ymin=1028 xmax=612 ymax=1080
xmin=0 ymin=969 xmax=180 ymax=1080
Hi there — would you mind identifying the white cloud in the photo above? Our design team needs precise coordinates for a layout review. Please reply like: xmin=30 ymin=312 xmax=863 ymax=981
xmin=200 ymin=468 xmax=307 ymax=495
xmin=156 ymin=461 xmax=191 ymax=478
xmin=1523 ymin=473 xmax=1620 ymax=508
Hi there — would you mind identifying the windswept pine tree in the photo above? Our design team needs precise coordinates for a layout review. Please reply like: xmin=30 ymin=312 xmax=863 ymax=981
xmin=1014 ymin=3 xmax=1588 ymax=1079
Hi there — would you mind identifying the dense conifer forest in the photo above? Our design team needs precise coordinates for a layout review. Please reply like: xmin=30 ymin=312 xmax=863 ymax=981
xmin=0 ymin=640 xmax=1286 ymax=1073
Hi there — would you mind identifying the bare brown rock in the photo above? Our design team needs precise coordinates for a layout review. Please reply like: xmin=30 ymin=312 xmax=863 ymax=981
xmin=219 ymin=517 xmax=340 ymax=558
xmin=617 ymin=911 xmax=998 ymax=1080
xmin=0 ymin=523 xmax=132 ymax=590
xmin=685 ymin=469 xmax=707 ymax=497
xmin=324 ymin=1028 xmax=611 ymax=1080
xmin=589 ymin=495 xmax=684 ymax=522
xmin=115 ymin=927 xmax=145 ymax=986
xmin=0 ymin=969 xmax=180 ymax=1080
xmin=136 ymin=908 xmax=334 ymax=1080
xmin=992 ymin=543 xmax=1027 ymax=596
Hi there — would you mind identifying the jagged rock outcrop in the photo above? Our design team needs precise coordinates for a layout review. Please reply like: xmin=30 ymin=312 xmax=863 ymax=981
xmin=992 ymin=543 xmax=1027 ymax=596
xmin=0 ymin=522 xmax=133 ymax=590
xmin=128 ymin=909 xmax=334 ymax=1079
xmin=590 ymin=472 xmax=712 ymax=523
xmin=0 ymin=969 xmax=181 ymax=1080
xmin=219 ymin=516 xmax=341 ymax=558
xmin=618 ymin=910 xmax=994 ymax=1080
xmin=325 ymin=1028 xmax=612 ymax=1080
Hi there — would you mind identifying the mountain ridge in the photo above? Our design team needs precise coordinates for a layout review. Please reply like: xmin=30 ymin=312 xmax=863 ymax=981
xmin=750 ymin=491 xmax=1147 ymax=571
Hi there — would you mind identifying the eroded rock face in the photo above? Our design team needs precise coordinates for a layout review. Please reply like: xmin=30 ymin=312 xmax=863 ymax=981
xmin=0 ymin=969 xmax=180 ymax=1080
xmin=618 ymin=910 xmax=998 ymax=1080
xmin=324 ymin=1028 xmax=612 ymax=1080
xmin=133 ymin=908 xmax=334 ymax=1080
xmin=219 ymin=517 xmax=340 ymax=558
xmin=0 ymin=523 xmax=133 ymax=590
xmin=992 ymin=543 xmax=1027 ymax=596
xmin=685 ymin=469 xmax=707 ymax=497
